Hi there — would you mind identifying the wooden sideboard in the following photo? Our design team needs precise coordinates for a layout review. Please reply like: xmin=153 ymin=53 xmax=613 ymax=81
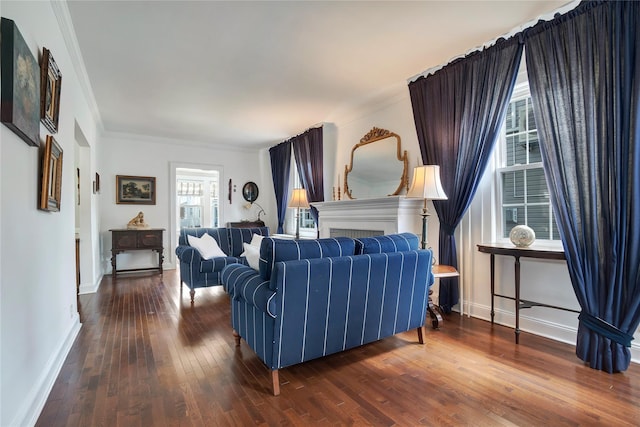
xmin=109 ymin=228 xmax=164 ymax=277
xmin=227 ymin=220 xmax=265 ymax=228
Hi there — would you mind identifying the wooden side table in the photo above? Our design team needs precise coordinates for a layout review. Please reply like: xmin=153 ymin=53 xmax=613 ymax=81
xmin=428 ymin=264 xmax=460 ymax=329
xmin=110 ymin=228 xmax=164 ymax=277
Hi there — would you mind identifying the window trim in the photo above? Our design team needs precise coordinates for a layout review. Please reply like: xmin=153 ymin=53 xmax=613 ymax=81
xmin=495 ymin=88 xmax=561 ymax=246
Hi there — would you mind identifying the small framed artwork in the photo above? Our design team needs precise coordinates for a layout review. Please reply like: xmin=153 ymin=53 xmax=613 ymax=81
xmin=93 ymin=172 xmax=100 ymax=194
xmin=39 ymin=135 xmax=63 ymax=212
xmin=116 ymin=175 xmax=156 ymax=205
xmin=40 ymin=47 xmax=62 ymax=134
xmin=0 ymin=18 xmax=40 ymax=146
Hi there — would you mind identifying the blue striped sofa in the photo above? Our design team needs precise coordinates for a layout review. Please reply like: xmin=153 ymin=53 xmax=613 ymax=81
xmin=175 ymin=226 xmax=269 ymax=302
xmin=221 ymin=232 xmax=434 ymax=395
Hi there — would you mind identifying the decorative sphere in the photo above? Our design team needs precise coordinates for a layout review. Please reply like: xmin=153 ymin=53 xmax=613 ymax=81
xmin=509 ymin=225 xmax=536 ymax=247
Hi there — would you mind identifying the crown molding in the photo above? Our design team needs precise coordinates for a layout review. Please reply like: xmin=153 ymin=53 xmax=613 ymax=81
xmin=101 ymin=130 xmax=261 ymax=153
xmin=50 ymin=0 xmax=104 ymax=133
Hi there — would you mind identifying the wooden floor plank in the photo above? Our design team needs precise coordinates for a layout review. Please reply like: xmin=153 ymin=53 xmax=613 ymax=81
xmin=35 ymin=270 xmax=640 ymax=426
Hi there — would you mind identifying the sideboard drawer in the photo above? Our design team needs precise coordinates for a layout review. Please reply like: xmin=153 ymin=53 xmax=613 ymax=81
xmin=137 ymin=230 xmax=162 ymax=248
xmin=112 ymin=231 xmax=138 ymax=249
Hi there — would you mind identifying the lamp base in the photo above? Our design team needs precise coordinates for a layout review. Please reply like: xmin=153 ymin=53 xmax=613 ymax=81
xmin=420 ymin=207 xmax=430 ymax=250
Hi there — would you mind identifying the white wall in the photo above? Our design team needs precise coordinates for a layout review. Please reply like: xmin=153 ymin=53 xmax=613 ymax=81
xmin=0 ymin=1 xmax=100 ymax=426
xmin=98 ymin=134 xmax=267 ymax=273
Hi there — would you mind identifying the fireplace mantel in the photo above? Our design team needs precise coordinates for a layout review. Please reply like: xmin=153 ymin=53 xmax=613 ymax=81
xmin=312 ymin=196 xmax=423 ymax=238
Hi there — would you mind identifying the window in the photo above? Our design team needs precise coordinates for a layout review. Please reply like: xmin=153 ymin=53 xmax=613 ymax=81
xmin=176 ymin=169 xmax=220 ymax=230
xmin=497 ymin=85 xmax=559 ymax=241
xmin=285 ymin=160 xmax=316 ymax=235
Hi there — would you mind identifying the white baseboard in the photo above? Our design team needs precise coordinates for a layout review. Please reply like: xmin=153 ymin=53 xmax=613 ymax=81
xmin=78 ymin=273 xmax=103 ymax=294
xmin=10 ymin=314 xmax=81 ymax=427
xmin=463 ymin=301 xmax=640 ymax=364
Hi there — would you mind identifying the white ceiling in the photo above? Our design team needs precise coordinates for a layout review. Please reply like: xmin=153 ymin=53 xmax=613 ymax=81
xmin=66 ymin=0 xmax=572 ymax=148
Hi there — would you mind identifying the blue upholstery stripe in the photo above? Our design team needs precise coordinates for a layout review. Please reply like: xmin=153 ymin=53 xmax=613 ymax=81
xmin=322 ymin=258 xmax=334 ymax=356
xmin=301 ymin=259 xmax=311 ymax=362
xmin=377 ymin=255 xmax=390 ymax=340
xmin=392 ymin=253 xmax=405 ymax=335
xmin=276 ymin=263 xmax=287 ymax=367
xmin=342 ymin=258 xmax=353 ymax=349
xmin=407 ymin=253 xmax=419 ymax=331
xmin=360 ymin=255 xmax=372 ymax=344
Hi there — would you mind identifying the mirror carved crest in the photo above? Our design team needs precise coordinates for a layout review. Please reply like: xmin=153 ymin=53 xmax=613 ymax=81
xmin=343 ymin=127 xmax=409 ymax=200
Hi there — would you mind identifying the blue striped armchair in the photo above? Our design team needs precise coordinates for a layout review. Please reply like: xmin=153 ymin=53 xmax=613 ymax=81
xmin=175 ymin=226 xmax=269 ymax=302
xmin=221 ymin=233 xmax=434 ymax=395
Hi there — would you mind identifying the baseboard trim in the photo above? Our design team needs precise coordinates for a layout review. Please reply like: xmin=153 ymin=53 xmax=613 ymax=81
xmin=10 ymin=314 xmax=81 ymax=427
xmin=78 ymin=273 xmax=102 ymax=294
xmin=462 ymin=302 xmax=640 ymax=364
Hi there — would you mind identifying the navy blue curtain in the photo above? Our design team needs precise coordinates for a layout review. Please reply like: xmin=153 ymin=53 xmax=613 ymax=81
xmin=269 ymin=141 xmax=292 ymax=233
xmin=292 ymin=126 xmax=324 ymax=228
xmin=524 ymin=0 xmax=640 ymax=372
xmin=409 ymin=37 xmax=523 ymax=313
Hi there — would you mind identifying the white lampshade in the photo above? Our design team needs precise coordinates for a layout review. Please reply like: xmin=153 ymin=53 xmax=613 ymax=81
xmin=407 ymin=165 xmax=448 ymax=200
xmin=288 ymin=188 xmax=310 ymax=209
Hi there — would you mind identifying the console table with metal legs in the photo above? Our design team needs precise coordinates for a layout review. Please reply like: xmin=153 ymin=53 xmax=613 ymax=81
xmin=477 ymin=243 xmax=576 ymax=344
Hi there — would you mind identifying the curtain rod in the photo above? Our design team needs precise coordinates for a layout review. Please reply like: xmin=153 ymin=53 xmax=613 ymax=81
xmin=407 ymin=0 xmax=581 ymax=83
xmin=282 ymin=122 xmax=324 ymax=143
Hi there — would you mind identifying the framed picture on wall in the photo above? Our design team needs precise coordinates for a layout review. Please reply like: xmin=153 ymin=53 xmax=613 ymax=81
xmin=0 ymin=18 xmax=40 ymax=146
xmin=40 ymin=47 xmax=62 ymax=134
xmin=39 ymin=135 xmax=63 ymax=212
xmin=116 ymin=175 xmax=156 ymax=205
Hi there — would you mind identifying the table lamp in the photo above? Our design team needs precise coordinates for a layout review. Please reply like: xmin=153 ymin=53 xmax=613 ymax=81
xmin=288 ymin=188 xmax=310 ymax=239
xmin=406 ymin=165 xmax=448 ymax=250
xmin=244 ymin=202 xmax=266 ymax=221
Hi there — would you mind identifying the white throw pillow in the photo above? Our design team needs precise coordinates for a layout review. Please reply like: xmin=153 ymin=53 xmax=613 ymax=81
xmin=241 ymin=242 xmax=260 ymax=270
xmin=250 ymin=233 xmax=264 ymax=248
xmin=187 ymin=233 xmax=227 ymax=260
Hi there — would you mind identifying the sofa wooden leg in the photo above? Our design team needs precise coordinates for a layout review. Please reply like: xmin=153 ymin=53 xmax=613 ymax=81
xmin=271 ymin=370 xmax=280 ymax=396
xmin=417 ymin=326 xmax=424 ymax=344
xmin=233 ymin=329 xmax=241 ymax=347
xmin=190 ymin=289 xmax=195 ymax=304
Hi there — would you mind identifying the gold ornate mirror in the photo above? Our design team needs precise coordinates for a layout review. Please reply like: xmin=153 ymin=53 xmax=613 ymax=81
xmin=343 ymin=127 xmax=408 ymax=199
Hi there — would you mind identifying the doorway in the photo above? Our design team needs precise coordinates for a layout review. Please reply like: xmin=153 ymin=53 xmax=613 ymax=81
xmin=169 ymin=163 xmax=223 ymax=266
xmin=176 ymin=168 xmax=221 ymax=230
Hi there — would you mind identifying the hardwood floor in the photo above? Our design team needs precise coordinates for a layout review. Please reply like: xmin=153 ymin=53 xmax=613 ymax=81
xmin=37 ymin=270 xmax=640 ymax=426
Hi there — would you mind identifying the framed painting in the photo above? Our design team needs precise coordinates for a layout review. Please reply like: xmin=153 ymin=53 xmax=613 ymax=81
xmin=40 ymin=47 xmax=62 ymax=133
xmin=0 ymin=17 xmax=40 ymax=147
xmin=116 ymin=175 xmax=156 ymax=205
xmin=39 ymin=135 xmax=63 ymax=212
